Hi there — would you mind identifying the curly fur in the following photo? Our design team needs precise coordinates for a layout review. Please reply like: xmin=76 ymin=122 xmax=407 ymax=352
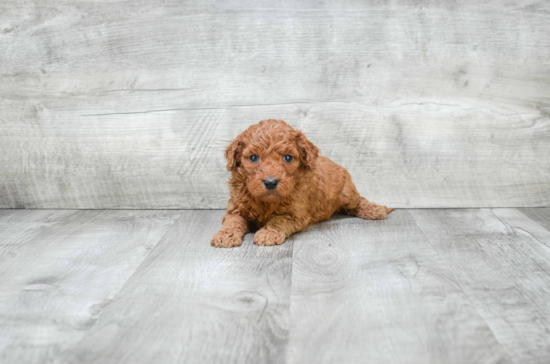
xmin=211 ymin=119 xmax=394 ymax=248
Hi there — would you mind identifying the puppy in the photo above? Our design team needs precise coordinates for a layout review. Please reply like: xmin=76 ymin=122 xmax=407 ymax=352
xmin=211 ymin=119 xmax=394 ymax=248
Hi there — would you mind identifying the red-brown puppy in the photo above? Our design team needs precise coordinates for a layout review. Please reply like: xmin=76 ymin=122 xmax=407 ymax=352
xmin=211 ymin=119 xmax=394 ymax=248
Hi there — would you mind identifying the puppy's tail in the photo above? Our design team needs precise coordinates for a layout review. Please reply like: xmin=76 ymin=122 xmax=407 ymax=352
xmin=386 ymin=207 xmax=395 ymax=214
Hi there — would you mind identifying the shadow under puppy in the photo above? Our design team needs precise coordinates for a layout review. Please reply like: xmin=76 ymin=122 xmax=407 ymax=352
xmin=212 ymin=119 xmax=394 ymax=248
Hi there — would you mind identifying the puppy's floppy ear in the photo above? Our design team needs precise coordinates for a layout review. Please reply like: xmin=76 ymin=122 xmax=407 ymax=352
xmin=295 ymin=131 xmax=320 ymax=169
xmin=225 ymin=137 xmax=243 ymax=171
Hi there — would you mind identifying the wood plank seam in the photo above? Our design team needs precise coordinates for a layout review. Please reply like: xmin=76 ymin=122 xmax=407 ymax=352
xmin=406 ymin=209 xmax=510 ymax=360
xmin=64 ymin=210 xmax=184 ymax=352
xmin=490 ymin=208 xmax=550 ymax=249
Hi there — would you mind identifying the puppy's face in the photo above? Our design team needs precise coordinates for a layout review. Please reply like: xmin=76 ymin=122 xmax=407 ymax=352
xmin=240 ymin=140 xmax=300 ymax=202
xmin=225 ymin=120 xmax=319 ymax=202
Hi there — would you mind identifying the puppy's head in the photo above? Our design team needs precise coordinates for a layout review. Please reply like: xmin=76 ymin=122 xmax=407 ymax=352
xmin=225 ymin=119 xmax=319 ymax=202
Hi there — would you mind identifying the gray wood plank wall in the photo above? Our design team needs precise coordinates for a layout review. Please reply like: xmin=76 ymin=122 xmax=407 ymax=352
xmin=1 ymin=0 xmax=549 ymax=209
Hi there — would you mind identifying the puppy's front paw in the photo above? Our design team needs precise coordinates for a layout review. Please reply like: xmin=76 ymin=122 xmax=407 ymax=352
xmin=211 ymin=229 xmax=243 ymax=248
xmin=254 ymin=228 xmax=286 ymax=246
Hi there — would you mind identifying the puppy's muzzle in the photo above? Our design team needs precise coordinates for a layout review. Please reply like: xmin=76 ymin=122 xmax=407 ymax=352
xmin=263 ymin=177 xmax=279 ymax=190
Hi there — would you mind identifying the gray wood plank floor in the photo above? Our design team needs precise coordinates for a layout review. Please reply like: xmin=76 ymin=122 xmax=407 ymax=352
xmin=1 ymin=208 xmax=549 ymax=364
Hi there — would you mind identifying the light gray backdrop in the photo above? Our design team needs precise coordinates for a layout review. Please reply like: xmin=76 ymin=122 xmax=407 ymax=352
xmin=1 ymin=0 xmax=549 ymax=209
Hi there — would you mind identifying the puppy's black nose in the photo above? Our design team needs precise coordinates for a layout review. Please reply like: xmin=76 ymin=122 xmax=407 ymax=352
xmin=263 ymin=177 xmax=279 ymax=190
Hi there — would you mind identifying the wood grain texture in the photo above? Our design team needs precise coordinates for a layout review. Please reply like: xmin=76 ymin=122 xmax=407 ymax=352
xmin=519 ymin=208 xmax=550 ymax=233
xmin=65 ymin=210 xmax=293 ymax=364
xmin=0 ymin=209 xmax=181 ymax=364
xmin=409 ymin=209 xmax=550 ymax=364
xmin=1 ymin=1 xmax=549 ymax=208
xmin=286 ymin=210 xmax=507 ymax=364
xmin=493 ymin=208 xmax=550 ymax=248
xmin=3 ymin=208 xmax=550 ymax=362
xmin=0 ymin=209 xmax=74 ymax=260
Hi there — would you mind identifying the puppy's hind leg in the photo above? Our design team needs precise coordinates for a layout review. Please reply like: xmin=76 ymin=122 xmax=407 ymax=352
xmin=347 ymin=197 xmax=394 ymax=220
xmin=340 ymin=172 xmax=394 ymax=220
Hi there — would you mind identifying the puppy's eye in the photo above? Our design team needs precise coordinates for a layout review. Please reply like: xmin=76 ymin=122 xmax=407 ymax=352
xmin=284 ymin=155 xmax=293 ymax=163
xmin=249 ymin=155 xmax=259 ymax=163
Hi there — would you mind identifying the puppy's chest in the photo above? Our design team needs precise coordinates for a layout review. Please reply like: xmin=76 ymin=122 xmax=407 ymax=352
xmin=242 ymin=204 xmax=293 ymax=226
